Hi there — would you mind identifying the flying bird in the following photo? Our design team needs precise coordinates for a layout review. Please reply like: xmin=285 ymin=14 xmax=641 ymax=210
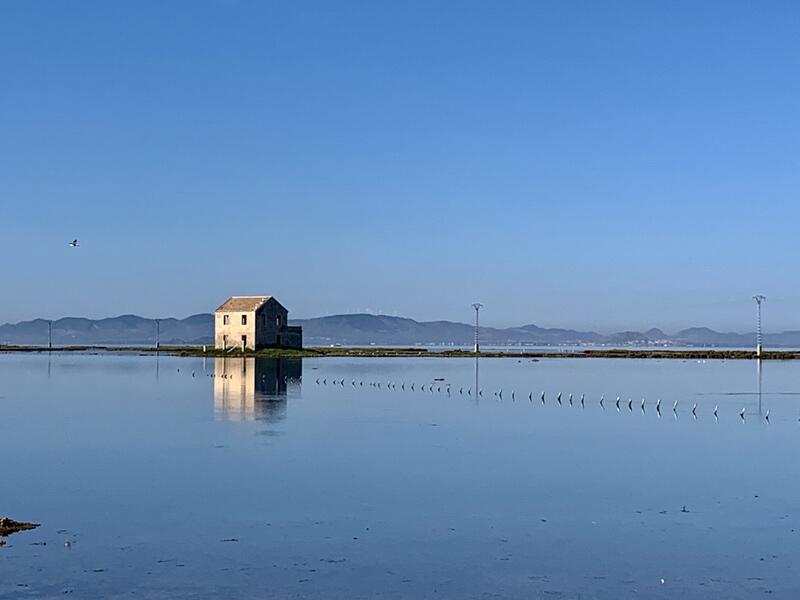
xmin=68 ymin=239 xmax=79 ymax=247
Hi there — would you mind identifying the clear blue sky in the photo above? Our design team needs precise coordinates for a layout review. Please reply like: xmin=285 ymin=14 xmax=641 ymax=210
xmin=2 ymin=1 xmax=799 ymax=332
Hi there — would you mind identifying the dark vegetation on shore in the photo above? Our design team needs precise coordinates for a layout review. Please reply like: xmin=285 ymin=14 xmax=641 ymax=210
xmin=1 ymin=345 xmax=799 ymax=360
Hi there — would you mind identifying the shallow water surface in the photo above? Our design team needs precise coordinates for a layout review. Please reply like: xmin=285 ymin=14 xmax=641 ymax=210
xmin=2 ymin=353 xmax=799 ymax=598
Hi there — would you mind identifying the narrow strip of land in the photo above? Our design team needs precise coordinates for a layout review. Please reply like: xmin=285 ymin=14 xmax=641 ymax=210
xmin=1 ymin=345 xmax=797 ymax=360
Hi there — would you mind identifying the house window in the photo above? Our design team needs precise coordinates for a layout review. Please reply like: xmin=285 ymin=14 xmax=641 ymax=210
xmin=241 ymin=335 xmax=247 ymax=348
xmin=241 ymin=315 xmax=247 ymax=325
xmin=223 ymin=315 xmax=229 ymax=325
xmin=276 ymin=315 xmax=282 ymax=327
xmin=223 ymin=334 xmax=229 ymax=348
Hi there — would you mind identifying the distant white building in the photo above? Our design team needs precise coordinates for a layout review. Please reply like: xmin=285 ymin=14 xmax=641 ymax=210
xmin=214 ymin=296 xmax=302 ymax=350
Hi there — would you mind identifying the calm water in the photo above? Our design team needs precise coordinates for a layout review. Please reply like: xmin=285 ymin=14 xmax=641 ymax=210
xmin=2 ymin=353 xmax=799 ymax=599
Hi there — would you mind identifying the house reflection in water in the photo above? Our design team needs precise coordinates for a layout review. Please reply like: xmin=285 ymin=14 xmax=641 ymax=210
xmin=213 ymin=357 xmax=302 ymax=421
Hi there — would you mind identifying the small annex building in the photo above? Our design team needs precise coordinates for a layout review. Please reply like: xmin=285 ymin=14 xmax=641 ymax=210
xmin=214 ymin=296 xmax=302 ymax=350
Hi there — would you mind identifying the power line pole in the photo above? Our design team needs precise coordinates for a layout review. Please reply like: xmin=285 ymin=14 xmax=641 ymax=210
xmin=753 ymin=295 xmax=766 ymax=358
xmin=47 ymin=320 xmax=52 ymax=350
xmin=471 ymin=303 xmax=483 ymax=353
xmin=155 ymin=319 xmax=161 ymax=350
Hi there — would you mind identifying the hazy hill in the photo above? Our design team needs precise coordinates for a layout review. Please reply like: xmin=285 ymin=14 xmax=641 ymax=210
xmin=0 ymin=312 xmax=795 ymax=348
xmin=0 ymin=314 xmax=213 ymax=346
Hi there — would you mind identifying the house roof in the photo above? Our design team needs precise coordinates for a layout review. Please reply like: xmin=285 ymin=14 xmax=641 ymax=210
xmin=215 ymin=296 xmax=284 ymax=313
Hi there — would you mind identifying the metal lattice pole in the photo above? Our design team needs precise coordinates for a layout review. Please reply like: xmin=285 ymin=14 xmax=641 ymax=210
xmin=753 ymin=295 xmax=766 ymax=358
xmin=471 ymin=303 xmax=483 ymax=353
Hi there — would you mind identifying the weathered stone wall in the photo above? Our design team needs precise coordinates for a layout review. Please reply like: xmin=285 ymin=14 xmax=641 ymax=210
xmin=255 ymin=301 xmax=288 ymax=347
xmin=214 ymin=310 xmax=257 ymax=350
xmin=282 ymin=326 xmax=303 ymax=349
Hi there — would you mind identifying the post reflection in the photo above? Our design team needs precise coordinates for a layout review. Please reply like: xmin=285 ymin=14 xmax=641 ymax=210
xmin=474 ymin=356 xmax=480 ymax=405
xmin=213 ymin=357 xmax=302 ymax=422
xmin=757 ymin=358 xmax=763 ymax=415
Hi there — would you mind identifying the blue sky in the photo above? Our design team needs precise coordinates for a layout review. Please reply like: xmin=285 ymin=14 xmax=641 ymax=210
xmin=2 ymin=1 xmax=799 ymax=332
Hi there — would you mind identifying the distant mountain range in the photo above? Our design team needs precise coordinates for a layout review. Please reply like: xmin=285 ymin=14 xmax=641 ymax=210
xmin=1 ymin=313 xmax=799 ymax=348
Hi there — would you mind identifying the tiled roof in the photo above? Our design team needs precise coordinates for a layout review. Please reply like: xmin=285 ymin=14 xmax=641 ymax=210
xmin=215 ymin=296 xmax=273 ymax=312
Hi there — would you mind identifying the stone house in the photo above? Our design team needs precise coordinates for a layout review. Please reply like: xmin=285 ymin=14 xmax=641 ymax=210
xmin=214 ymin=296 xmax=303 ymax=350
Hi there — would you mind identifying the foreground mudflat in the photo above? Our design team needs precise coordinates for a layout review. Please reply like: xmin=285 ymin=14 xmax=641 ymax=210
xmin=1 ymin=353 xmax=798 ymax=599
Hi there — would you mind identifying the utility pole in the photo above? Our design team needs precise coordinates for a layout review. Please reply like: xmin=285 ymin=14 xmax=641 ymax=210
xmin=471 ymin=303 xmax=483 ymax=353
xmin=753 ymin=295 xmax=766 ymax=358
xmin=155 ymin=319 xmax=161 ymax=350
xmin=47 ymin=320 xmax=52 ymax=350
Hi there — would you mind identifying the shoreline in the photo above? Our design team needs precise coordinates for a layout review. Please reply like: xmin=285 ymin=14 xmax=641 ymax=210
xmin=0 ymin=345 xmax=796 ymax=360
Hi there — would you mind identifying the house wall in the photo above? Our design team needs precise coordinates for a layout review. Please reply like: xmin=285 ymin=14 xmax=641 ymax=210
xmin=283 ymin=326 xmax=303 ymax=349
xmin=214 ymin=310 xmax=257 ymax=350
xmin=255 ymin=301 xmax=289 ymax=348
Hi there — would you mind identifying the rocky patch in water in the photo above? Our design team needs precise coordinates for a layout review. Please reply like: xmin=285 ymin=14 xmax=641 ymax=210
xmin=0 ymin=517 xmax=39 ymax=540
